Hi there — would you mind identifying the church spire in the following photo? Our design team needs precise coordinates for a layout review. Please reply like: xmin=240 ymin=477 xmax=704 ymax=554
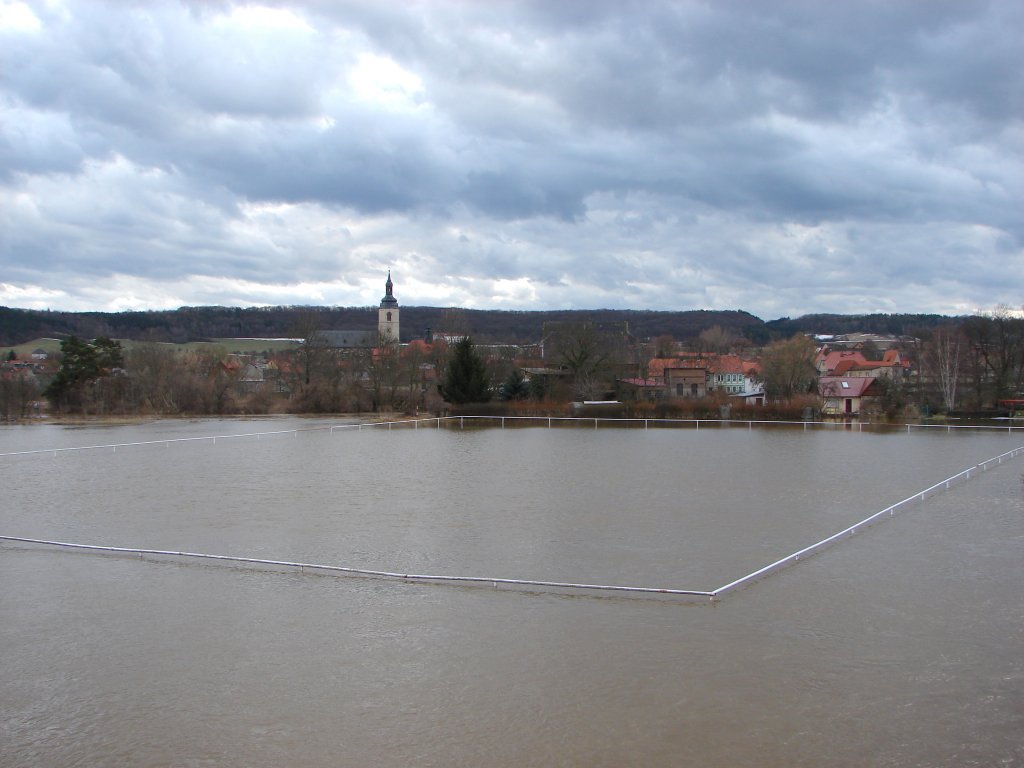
xmin=378 ymin=270 xmax=399 ymax=342
xmin=380 ymin=270 xmax=398 ymax=307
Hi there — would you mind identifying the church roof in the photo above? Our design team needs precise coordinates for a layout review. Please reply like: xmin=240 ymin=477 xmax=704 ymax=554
xmin=316 ymin=330 xmax=376 ymax=348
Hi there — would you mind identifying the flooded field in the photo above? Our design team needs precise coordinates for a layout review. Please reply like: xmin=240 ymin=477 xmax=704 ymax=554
xmin=2 ymin=418 xmax=1022 ymax=767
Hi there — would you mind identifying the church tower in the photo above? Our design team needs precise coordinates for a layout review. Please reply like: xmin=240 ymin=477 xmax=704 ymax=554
xmin=378 ymin=270 xmax=400 ymax=343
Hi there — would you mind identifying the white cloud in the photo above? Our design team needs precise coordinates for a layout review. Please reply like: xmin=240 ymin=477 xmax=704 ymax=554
xmin=0 ymin=0 xmax=1021 ymax=321
xmin=0 ymin=1 xmax=40 ymax=32
xmin=0 ymin=281 xmax=68 ymax=308
xmin=349 ymin=52 xmax=425 ymax=111
xmin=214 ymin=4 xmax=313 ymax=33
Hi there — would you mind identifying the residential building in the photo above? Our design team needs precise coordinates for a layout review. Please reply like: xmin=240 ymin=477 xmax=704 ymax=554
xmin=705 ymin=354 xmax=746 ymax=395
xmin=664 ymin=362 xmax=707 ymax=398
xmin=819 ymin=376 xmax=882 ymax=416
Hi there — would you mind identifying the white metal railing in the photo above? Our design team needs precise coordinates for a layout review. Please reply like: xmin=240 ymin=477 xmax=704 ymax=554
xmin=2 ymin=445 xmax=1021 ymax=600
xmin=440 ymin=414 xmax=1024 ymax=433
xmin=0 ymin=535 xmax=713 ymax=597
xmin=2 ymin=415 xmax=1021 ymax=460
xmin=710 ymin=444 xmax=1024 ymax=596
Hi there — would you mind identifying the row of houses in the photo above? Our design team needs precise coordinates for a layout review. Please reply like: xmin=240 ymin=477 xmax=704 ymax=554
xmin=611 ymin=343 xmax=913 ymax=415
xmin=618 ymin=353 xmax=766 ymax=405
xmin=815 ymin=348 xmax=910 ymax=415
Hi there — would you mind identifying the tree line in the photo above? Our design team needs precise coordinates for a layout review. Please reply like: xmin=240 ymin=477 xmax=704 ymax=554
xmin=3 ymin=304 xmax=792 ymax=347
xmin=4 ymin=308 xmax=1022 ymax=421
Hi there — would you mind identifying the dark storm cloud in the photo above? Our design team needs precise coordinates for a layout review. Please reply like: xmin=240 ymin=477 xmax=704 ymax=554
xmin=0 ymin=0 xmax=1020 ymax=314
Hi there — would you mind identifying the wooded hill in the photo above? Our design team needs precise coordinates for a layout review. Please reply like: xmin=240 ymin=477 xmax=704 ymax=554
xmin=763 ymin=313 xmax=959 ymax=338
xmin=0 ymin=304 xmax=961 ymax=348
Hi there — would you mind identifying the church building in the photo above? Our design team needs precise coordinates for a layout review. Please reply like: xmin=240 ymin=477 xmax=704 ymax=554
xmin=317 ymin=271 xmax=401 ymax=349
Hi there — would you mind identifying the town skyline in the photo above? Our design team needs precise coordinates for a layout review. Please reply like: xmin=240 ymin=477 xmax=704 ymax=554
xmin=1 ymin=1 xmax=1021 ymax=318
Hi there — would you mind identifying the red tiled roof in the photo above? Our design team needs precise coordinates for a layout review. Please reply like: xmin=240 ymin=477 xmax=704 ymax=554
xmin=818 ymin=376 xmax=877 ymax=397
xmin=706 ymin=354 xmax=744 ymax=374
xmin=817 ymin=350 xmax=868 ymax=372
xmin=831 ymin=359 xmax=859 ymax=376
xmin=849 ymin=361 xmax=897 ymax=372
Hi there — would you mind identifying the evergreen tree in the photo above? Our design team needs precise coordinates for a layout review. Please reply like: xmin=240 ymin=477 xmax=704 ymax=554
xmin=528 ymin=374 xmax=549 ymax=401
xmin=44 ymin=335 xmax=124 ymax=411
xmin=92 ymin=336 xmax=124 ymax=370
xmin=439 ymin=337 xmax=491 ymax=404
xmin=499 ymin=368 xmax=529 ymax=401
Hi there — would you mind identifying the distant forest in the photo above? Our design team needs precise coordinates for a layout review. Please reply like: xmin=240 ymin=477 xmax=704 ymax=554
xmin=0 ymin=304 xmax=962 ymax=348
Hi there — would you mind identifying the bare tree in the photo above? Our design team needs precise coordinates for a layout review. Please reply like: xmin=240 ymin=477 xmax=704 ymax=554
xmin=695 ymin=325 xmax=736 ymax=354
xmin=289 ymin=309 xmax=332 ymax=389
xmin=363 ymin=338 xmax=403 ymax=412
xmin=652 ymin=334 xmax=677 ymax=358
xmin=760 ymin=334 xmax=818 ymax=400
xmin=0 ymin=370 xmax=39 ymax=420
xmin=924 ymin=326 xmax=964 ymax=412
xmin=399 ymin=342 xmax=430 ymax=412
xmin=962 ymin=306 xmax=1024 ymax=404
xmin=545 ymin=321 xmax=625 ymax=400
xmin=126 ymin=342 xmax=179 ymax=412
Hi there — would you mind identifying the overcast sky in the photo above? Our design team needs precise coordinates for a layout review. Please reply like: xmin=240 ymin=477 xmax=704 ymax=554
xmin=1 ymin=0 xmax=1021 ymax=320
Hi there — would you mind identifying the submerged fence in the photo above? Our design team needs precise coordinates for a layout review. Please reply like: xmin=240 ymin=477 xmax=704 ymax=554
xmin=2 ymin=435 xmax=1022 ymax=599
xmin=711 ymin=444 xmax=1024 ymax=596
xmin=0 ymin=535 xmax=715 ymax=597
xmin=1 ymin=414 xmax=1022 ymax=461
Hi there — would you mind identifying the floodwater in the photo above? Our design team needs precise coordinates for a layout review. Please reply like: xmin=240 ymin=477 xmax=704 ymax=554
xmin=1 ymin=417 xmax=1022 ymax=767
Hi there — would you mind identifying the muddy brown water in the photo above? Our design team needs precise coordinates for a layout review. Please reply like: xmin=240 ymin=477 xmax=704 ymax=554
xmin=2 ymin=418 xmax=1022 ymax=767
